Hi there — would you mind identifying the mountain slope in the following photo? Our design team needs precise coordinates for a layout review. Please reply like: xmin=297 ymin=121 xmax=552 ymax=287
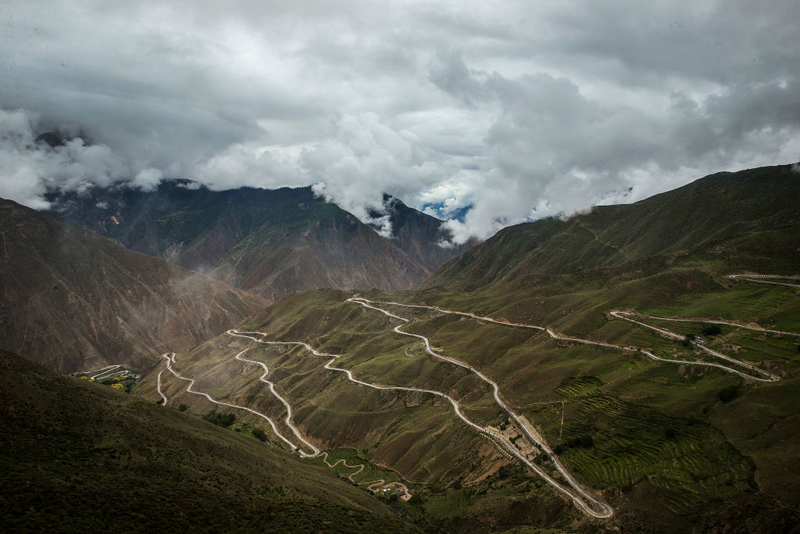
xmin=426 ymin=164 xmax=800 ymax=292
xmin=382 ymin=194 xmax=475 ymax=271
xmin=0 ymin=198 xmax=266 ymax=373
xmin=0 ymin=349 xmax=418 ymax=533
xmin=45 ymin=182 xmax=468 ymax=300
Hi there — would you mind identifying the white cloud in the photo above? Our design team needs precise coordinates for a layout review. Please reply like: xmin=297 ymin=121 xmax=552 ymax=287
xmin=1 ymin=0 xmax=799 ymax=242
xmin=132 ymin=168 xmax=164 ymax=191
xmin=0 ymin=109 xmax=129 ymax=208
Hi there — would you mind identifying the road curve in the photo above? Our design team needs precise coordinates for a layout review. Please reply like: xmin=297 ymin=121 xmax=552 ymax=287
xmin=729 ymin=274 xmax=800 ymax=289
xmin=156 ymin=364 xmax=169 ymax=406
xmin=340 ymin=299 xmax=614 ymax=518
xmin=161 ymin=352 xmax=301 ymax=452
xmin=610 ymin=311 xmax=781 ymax=382
xmin=233 ymin=349 xmax=320 ymax=457
xmin=318 ymin=452 xmax=365 ymax=482
xmin=162 ymin=345 xmax=395 ymax=488
xmin=352 ymin=297 xmax=781 ymax=382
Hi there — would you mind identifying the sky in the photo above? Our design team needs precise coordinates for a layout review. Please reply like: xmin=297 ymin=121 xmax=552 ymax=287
xmin=1 ymin=0 xmax=799 ymax=243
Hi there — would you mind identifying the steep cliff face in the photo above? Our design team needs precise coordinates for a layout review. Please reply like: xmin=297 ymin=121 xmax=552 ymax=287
xmin=46 ymin=182 xmax=470 ymax=300
xmin=0 ymin=198 xmax=267 ymax=373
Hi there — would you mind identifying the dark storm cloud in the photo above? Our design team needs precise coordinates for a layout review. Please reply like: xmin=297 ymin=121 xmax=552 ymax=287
xmin=1 ymin=0 xmax=798 ymax=241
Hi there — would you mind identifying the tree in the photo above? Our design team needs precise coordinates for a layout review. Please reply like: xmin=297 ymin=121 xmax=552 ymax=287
xmin=178 ymin=404 xmax=188 ymax=412
xmin=718 ymin=385 xmax=739 ymax=403
xmin=252 ymin=428 xmax=267 ymax=442
xmin=702 ymin=325 xmax=722 ymax=336
xmin=204 ymin=411 xmax=236 ymax=427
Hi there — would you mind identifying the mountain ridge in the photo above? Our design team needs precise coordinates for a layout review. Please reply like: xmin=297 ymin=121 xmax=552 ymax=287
xmin=45 ymin=181 xmax=472 ymax=301
xmin=424 ymin=164 xmax=800 ymax=292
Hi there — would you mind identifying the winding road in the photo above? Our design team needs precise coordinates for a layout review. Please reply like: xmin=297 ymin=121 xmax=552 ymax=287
xmin=157 ymin=349 xmax=405 ymax=493
xmin=160 ymin=351 xmax=301 ymax=452
xmin=152 ymin=273 xmax=796 ymax=519
xmin=352 ymin=298 xmax=783 ymax=382
xmin=729 ymin=274 xmax=800 ymax=289
xmin=156 ymin=368 xmax=168 ymax=406
xmin=609 ymin=311 xmax=781 ymax=382
xmin=227 ymin=326 xmax=613 ymax=517
xmin=346 ymin=298 xmax=613 ymax=517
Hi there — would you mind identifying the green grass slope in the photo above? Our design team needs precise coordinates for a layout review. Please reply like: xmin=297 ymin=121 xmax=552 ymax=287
xmin=138 ymin=279 xmax=800 ymax=532
xmin=427 ymin=164 xmax=799 ymax=291
xmin=132 ymin=163 xmax=800 ymax=532
xmin=0 ymin=349 xmax=419 ymax=533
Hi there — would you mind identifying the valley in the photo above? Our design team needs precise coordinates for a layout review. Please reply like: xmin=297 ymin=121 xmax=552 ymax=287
xmin=3 ymin=0 xmax=800 ymax=529
xmin=142 ymin=265 xmax=799 ymax=531
xmin=3 ymin=163 xmax=799 ymax=532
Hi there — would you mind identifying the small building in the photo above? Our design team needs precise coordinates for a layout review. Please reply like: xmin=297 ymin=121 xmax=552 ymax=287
xmin=396 ymin=488 xmax=416 ymax=502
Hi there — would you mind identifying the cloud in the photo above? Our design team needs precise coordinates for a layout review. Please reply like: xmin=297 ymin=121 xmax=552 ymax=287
xmin=1 ymin=0 xmax=799 ymax=242
xmin=0 ymin=109 xmax=129 ymax=208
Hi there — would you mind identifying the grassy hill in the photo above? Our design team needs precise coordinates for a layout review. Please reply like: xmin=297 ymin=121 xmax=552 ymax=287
xmin=426 ymin=164 xmax=800 ymax=292
xmin=131 ymin=164 xmax=800 ymax=532
xmin=45 ymin=182 xmax=469 ymax=301
xmin=0 ymin=349 xmax=419 ymax=533
xmin=0 ymin=198 xmax=266 ymax=373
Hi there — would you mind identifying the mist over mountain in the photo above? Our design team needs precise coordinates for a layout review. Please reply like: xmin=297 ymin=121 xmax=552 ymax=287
xmin=45 ymin=181 xmax=471 ymax=301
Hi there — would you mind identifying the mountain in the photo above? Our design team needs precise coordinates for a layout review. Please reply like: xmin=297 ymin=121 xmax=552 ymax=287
xmin=381 ymin=194 xmax=477 ymax=272
xmin=133 ymin=164 xmax=800 ymax=532
xmin=0 ymin=198 xmax=266 ymax=373
xmin=425 ymin=164 xmax=800 ymax=292
xmin=0 ymin=349 xmax=418 ymax=533
xmin=45 ymin=182 xmax=470 ymax=301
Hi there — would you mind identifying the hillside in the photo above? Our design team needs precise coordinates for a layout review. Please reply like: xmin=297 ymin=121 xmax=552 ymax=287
xmin=0 ymin=198 xmax=266 ymax=373
xmin=45 ymin=182 xmax=470 ymax=300
xmin=131 ymin=164 xmax=800 ymax=532
xmin=0 ymin=349 xmax=419 ymax=533
xmin=426 ymin=164 xmax=800 ymax=292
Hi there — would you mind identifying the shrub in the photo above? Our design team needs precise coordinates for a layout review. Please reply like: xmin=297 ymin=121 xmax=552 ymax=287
xmin=718 ymin=385 xmax=739 ymax=403
xmin=204 ymin=412 xmax=236 ymax=427
xmin=702 ymin=325 xmax=722 ymax=336
xmin=497 ymin=465 xmax=512 ymax=479
xmin=557 ymin=434 xmax=595 ymax=453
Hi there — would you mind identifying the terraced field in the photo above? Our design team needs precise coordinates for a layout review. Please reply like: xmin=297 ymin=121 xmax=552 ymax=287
xmin=557 ymin=390 xmax=754 ymax=515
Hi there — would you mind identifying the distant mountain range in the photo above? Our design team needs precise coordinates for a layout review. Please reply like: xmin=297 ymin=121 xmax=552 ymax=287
xmin=45 ymin=182 xmax=472 ymax=301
